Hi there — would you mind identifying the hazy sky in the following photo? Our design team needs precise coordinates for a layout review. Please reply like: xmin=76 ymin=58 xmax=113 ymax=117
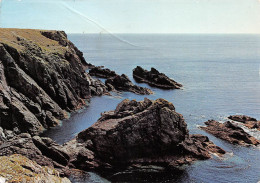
xmin=0 ymin=0 xmax=260 ymax=33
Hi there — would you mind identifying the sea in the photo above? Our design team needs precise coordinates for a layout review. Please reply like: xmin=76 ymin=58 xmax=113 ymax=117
xmin=42 ymin=34 xmax=260 ymax=183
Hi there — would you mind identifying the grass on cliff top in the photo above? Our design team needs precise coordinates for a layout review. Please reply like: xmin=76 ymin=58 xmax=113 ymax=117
xmin=0 ymin=28 xmax=67 ymax=54
xmin=0 ymin=154 xmax=65 ymax=183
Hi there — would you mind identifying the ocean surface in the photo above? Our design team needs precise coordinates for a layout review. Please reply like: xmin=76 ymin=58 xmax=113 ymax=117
xmin=43 ymin=34 xmax=260 ymax=183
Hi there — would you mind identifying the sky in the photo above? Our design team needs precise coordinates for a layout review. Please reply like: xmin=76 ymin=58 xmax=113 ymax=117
xmin=0 ymin=0 xmax=260 ymax=34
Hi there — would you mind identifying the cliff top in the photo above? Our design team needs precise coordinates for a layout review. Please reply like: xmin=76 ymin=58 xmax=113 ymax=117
xmin=0 ymin=28 xmax=67 ymax=54
xmin=0 ymin=154 xmax=71 ymax=182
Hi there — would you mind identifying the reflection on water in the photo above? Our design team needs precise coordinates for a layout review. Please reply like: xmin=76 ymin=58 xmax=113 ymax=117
xmin=43 ymin=34 xmax=260 ymax=183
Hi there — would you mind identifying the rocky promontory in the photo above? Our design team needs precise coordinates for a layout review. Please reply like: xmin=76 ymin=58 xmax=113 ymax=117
xmin=201 ymin=120 xmax=260 ymax=146
xmin=0 ymin=28 xmax=107 ymax=135
xmin=0 ymin=98 xmax=225 ymax=180
xmin=133 ymin=66 xmax=182 ymax=89
xmin=71 ymin=98 xmax=224 ymax=175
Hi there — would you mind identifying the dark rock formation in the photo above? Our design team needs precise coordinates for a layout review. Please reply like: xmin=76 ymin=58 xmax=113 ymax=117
xmin=0 ymin=132 xmax=70 ymax=169
xmin=133 ymin=66 xmax=182 ymax=89
xmin=89 ymin=67 xmax=117 ymax=78
xmin=0 ymin=28 xmax=107 ymax=135
xmin=0 ymin=98 xmax=226 ymax=180
xmin=201 ymin=120 xmax=260 ymax=146
xmin=228 ymin=115 xmax=260 ymax=130
xmin=105 ymin=74 xmax=153 ymax=95
xmin=73 ymin=98 xmax=224 ymax=173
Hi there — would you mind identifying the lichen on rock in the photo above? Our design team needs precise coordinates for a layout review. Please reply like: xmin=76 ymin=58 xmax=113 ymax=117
xmin=0 ymin=154 xmax=71 ymax=183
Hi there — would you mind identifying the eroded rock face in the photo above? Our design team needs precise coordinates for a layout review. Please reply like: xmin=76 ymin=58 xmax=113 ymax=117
xmin=0 ymin=133 xmax=70 ymax=169
xmin=74 ymin=98 xmax=224 ymax=172
xmin=133 ymin=66 xmax=182 ymax=89
xmin=201 ymin=120 xmax=260 ymax=146
xmin=0 ymin=28 xmax=107 ymax=135
xmin=228 ymin=115 xmax=260 ymax=130
xmin=105 ymin=74 xmax=153 ymax=95
xmin=89 ymin=67 xmax=117 ymax=78
xmin=0 ymin=154 xmax=71 ymax=183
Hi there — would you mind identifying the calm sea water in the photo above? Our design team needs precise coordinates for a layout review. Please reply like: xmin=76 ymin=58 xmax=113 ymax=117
xmin=43 ymin=34 xmax=260 ymax=183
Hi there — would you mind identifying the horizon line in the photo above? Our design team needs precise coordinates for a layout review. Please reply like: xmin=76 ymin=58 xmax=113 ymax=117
xmin=68 ymin=32 xmax=260 ymax=35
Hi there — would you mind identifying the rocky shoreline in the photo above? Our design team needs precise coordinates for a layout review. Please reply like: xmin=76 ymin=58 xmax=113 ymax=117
xmin=0 ymin=28 xmax=259 ymax=182
xmin=0 ymin=98 xmax=226 ymax=181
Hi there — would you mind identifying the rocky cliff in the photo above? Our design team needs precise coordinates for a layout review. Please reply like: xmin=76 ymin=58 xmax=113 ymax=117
xmin=0 ymin=28 xmax=107 ymax=135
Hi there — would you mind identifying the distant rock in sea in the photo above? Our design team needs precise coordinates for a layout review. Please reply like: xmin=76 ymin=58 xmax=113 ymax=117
xmin=133 ymin=66 xmax=182 ymax=89
xmin=89 ymin=66 xmax=153 ymax=95
xmin=0 ymin=28 xmax=108 ymax=135
xmin=105 ymin=74 xmax=153 ymax=95
xmin=228 ymin=115 xmax=260 ymax=131
xmin=89 ymin=66 xmax=117 ymax=78
xmin=200 ymin=120 xmax=260 ymax=146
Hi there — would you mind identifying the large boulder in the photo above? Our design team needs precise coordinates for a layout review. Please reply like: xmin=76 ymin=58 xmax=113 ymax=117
xmin=133 ymin=66 xmax=182 ymax=89
xmin=73 ymin=98 xmax=225 ymax=173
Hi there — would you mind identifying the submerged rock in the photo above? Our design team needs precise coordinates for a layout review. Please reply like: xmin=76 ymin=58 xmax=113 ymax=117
xmin=105 ymin=74 xmax=153 ymax=95
xmin=0 ymin=154 xmax=71 ymax=183
xmin=71 ymin=98 xmax=224 ymax=174
xmin=133 ymin=66 xmax=182 ymax=89
xmin=89 ymin=67 xmax=117 ymax=78
xmin=0 ymin=28 xmax=107 ymax=135
xmin=228 ymin=115 xmax=260 ymax=131
xmin=201 ymin=120 xmax=260 ymax=146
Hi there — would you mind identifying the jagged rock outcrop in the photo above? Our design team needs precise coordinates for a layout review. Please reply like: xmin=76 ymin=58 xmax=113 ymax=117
xmin=71 ymin=98 xmax=224 ymax=174
xmin=0 ymin=28 xmax=107 ymax=135
xmin=228 ymin=115 xmax=260 ymax=130
xmin=133 ymin=66 xmax=182 ymax=89
xmin=89 ymin=66 xmax=153 ymax=95
xmin=201 ymin=120 xmax=260 ymax=146
xmin=0 ymin=154 xmax=71 ymax=183
xmin=105 ymin=74 xmax=153 ymax=95
xmin=0 ymin=98 xmax=226 ymax=180
xmin=89 ymin=67 xmax=117 ymax=78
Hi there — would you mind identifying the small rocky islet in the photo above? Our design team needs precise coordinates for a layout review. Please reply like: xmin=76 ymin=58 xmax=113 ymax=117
xmin=0 ymin=28 xmax=259 ymax=182
xmin=133 ymin=66 xmax=183 ymax=89
xmin=89 ymin=66 xmax=153 ymax=95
